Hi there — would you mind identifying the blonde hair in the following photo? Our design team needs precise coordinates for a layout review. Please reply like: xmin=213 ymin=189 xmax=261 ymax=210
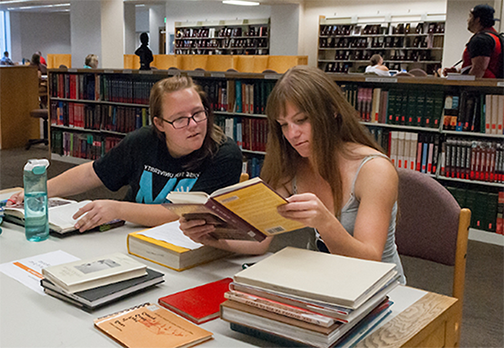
xmin=149 ymin=75 xmax=225 ymax=170
xmin=261 ymin=65 xmax=381 ymax=215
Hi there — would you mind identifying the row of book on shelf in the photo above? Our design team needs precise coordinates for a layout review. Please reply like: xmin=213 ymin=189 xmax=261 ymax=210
xmin=215 ymin=115 xmax=268 ymax=153
xmin=51 ymin=130 xmax=122 ymax=160
xmin=370 ymin=128 xmax=504 ymax=184
xmin=50 ymin=101 xmax=150 ymax=133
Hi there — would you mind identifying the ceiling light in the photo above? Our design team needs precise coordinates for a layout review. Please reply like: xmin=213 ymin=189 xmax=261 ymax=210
xmin=7 ymin=3 xmax=70 ymax=10
xmin=223 ymin=1 xmax=260 ymax=6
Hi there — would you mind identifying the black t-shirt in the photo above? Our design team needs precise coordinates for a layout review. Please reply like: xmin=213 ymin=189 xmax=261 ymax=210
xmin=468 ymin=32 xmax=495 ymax=58
xmin=93 ymin=127 xmax=243 ymax=203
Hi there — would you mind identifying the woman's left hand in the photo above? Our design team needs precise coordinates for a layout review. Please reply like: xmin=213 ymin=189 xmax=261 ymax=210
xmin=277 ymin=193 xmax=335 ymax=229
xmin=72 ymin=200 xmax=120 ymax=232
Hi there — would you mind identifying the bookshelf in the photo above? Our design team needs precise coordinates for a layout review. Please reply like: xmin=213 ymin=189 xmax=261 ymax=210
xmin=175 ymin=18 xmax=270 ymax=56
xmin=318 ymin=14 xmax=445 ymax=74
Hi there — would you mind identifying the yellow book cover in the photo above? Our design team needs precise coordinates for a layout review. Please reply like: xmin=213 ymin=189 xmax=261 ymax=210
xmin=165 ymin=177 xmax=305 ymax=242
xmin=127 ymin=222 xmax=231 ymax=271
xmin=94 ymin=302 xmax=213 ymax=348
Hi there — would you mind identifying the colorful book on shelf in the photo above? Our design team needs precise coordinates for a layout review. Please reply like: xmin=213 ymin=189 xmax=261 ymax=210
xmin=94 ymin=302 xmax=213 ymax=348
xmin=164 ymin=177 xmax=305 ymax=242
xmin=3 ymin=197 xmax=124 ymax=235
xmin=233 ymin=247 xmax=397 ymax=310
xmin=42 ymin=252 xmax=147 ymax=294
xmin=42 ymin=268 xmax=164 ymax=311
xmin=127 ymin=221 xmax=232 ymax=272
xmin=158 ymin=278 xmax=233 ymax=324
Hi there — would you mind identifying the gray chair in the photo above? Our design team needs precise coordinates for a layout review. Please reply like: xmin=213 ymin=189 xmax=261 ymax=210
xmin=395 ymin=169 xmax=471 ymax=345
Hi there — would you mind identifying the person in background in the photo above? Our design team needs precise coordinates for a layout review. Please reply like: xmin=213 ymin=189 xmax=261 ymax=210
xmin=84 ymin=54 xmax=99 ymax=69
xmin=135 ymin=32 xmax=154 ymax=70
xmin=9 ymin=75 xmax=242 ymax=232
xmin=29 ymin=53 xmax=47 ymax=77
xmin=365 ymin=54 xmax=390 ymax=76
xmin=36 ymin=51 xmax=46 ymax=66
xmin=180 ymin=66 xmax=406 ymax=284
xmin=0 ymin=51 xmax=14 ymax=65
xmin=443 ymin=4 xmax=502 ymax=78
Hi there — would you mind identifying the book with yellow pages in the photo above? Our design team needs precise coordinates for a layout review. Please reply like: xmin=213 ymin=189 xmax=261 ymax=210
xmin=127 ymin=221 xmax=232 ymax=271
xmin=164 ymin=177 xmax=305 ymax=242
xmin=94 ymin=302 xmax=213 ymax=348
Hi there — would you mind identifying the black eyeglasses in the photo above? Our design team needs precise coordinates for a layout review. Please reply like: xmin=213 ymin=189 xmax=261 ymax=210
xmin=159 ymin=109 xmax=208 ymax=129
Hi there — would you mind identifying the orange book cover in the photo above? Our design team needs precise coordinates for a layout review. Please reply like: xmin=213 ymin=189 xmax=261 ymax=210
xmin=94 ymin=302 xmax=212 ymax=348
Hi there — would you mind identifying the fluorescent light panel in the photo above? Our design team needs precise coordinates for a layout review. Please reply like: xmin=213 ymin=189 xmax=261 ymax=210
xmin=223 ymin=1 xmax=260 ymax=6
xmin=7 ymin=3 xmax=69 ymax=10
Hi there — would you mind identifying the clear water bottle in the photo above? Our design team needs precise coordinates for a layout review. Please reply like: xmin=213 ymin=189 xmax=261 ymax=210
xmin=23 ymin=159 xmax=50 ymax=242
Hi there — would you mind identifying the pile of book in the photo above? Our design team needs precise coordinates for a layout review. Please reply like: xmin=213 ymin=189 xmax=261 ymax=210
xmin=220 ymin=247 xmax=400 ymax=348
xmin=41 ymin=252 xmax=164 ymax=311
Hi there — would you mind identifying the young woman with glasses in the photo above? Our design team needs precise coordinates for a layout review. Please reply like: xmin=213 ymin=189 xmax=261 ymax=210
xmin=9 ymin=76 xmax=242 ymax=232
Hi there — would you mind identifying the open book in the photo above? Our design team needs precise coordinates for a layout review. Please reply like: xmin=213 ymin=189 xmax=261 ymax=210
xmin=164 ymin=177 xmax=305 ymax=242
xmin=3 ymin=197 xmax=124 ymax=235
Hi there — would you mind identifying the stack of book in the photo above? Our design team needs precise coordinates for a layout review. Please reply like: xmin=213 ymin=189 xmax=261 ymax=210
xmin=41 ymin=253 xmax=164 ymax=311
xmin=220 ymin=247 xmax=400 ymax=348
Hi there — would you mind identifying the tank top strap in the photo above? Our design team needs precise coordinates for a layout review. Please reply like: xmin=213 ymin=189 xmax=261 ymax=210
xmin=350 ymin=154 xmax=390 ymax=194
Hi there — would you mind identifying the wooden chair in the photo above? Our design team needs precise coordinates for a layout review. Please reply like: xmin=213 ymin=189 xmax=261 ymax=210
xmin=409 ymin=68 xmax=428 ymax=77
xmin=395 ymin=169 xmax=470 ymax=344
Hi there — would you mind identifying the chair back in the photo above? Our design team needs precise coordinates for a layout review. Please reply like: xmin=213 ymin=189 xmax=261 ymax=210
xmin=409 ymin=68 xmax=428 ymax=76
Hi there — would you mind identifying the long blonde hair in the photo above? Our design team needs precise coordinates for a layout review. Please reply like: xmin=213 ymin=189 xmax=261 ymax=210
xmin=261 ymin=65 xmax=381 ymax=215
xmin=149 ymin=75 xmax=225 ymax=170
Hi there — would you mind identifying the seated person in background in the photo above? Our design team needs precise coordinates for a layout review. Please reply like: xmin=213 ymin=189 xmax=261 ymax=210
xmin=365 ymin=54 xmax=390 ymax=76
xmin=84 ymin=54 xmax=99 ymax=69
xmin=36 ymin=51 xmax=46 ymax=66
xmin=9 ymin=76 xmax=243 ymax=232
xmin=29 ymin=53 xmax=47 ymax=77
xmin=0 ymin=51 xmax=14 ymax=65
xmin=180 ymin=66 xmax=406 ymax=284
xmin=135 ymin=32 xmax=154 ymax=70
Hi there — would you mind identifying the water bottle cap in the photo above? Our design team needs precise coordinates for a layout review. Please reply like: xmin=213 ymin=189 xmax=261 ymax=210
xmin=24 ymin=159 xmax=50 ymax=174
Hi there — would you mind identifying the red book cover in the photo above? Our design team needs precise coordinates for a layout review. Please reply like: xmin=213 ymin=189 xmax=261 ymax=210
xmin=158 ymin=278 xmax=233 ymax=324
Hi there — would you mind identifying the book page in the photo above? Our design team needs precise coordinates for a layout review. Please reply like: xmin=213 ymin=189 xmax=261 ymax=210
xmin=137 ymin=221 xmax=203 ymax=250
xmin=48 ymin=200 xmax=91 ymax=231
xmin=94 ymin=303 xmax=212 ymax=348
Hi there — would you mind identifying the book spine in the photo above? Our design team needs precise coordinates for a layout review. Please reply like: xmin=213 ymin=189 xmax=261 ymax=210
xmin=205 ymin=199 xmax=266 ymax=242
xmin=224 ymin=291 xmax=335 ymax=327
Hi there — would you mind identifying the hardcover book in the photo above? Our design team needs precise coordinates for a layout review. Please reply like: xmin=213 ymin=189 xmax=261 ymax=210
xmin=164 ymin=177 xmax=305 ymax=242
xmin=42 ymin=252 xmax=147 ymax=293
xmin=42 ymin=268 xmax=164 ymax=311
xmin=127 ymin=221 xmax=232 ymax=272
xmin=233 ymin=247 xmax=397 ymax=309
xmin=158 ymin=278 xmax=233 ymax=324
xmin=94 ymin=302 xmax=213 ymax=348
xmin=3 ymin=197 xmax=125 ymax=234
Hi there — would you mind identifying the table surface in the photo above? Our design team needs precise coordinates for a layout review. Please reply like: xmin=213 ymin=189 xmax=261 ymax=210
xmin=0 ymin=192 xmax=459 ymax=348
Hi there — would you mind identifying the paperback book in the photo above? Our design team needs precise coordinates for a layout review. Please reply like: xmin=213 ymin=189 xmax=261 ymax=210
xmin=42 ymin=252 xmax=147 ymax=293
xmin=164 ymin=177 xmax=305 ymax=242
xmin=42 ymin=268 xmax=164 ymax=311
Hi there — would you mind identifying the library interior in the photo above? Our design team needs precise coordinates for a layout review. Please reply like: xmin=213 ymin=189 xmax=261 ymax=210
xmin=0 ymin=1 xmax=502 ymax=348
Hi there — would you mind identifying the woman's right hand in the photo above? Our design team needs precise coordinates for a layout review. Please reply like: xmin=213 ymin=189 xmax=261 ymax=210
xmin=179 ymin=216 xmax=216 ymax=245
xmin=7 ymin=191 xmax=24 ymax=206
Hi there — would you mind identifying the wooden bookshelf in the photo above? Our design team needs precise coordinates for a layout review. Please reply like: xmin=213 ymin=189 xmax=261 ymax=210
xmin=0 ymin=66 xmax=40 ymax=149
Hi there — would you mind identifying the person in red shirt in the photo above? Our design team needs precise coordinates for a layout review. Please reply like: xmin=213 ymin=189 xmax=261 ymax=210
xmin=36 ymin=51 xmax=47 ymax=66
xmin=443 ymin=4 xmax=502 ymax=78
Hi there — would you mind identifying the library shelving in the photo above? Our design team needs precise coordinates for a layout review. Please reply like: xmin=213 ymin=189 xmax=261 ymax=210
xmin=318 ymin=14 xmax=445 ymax=74
xmin=174 ymin=18 xmax=270 ymax=56
xmin=48 ymin=68 xmax=503 ymax=235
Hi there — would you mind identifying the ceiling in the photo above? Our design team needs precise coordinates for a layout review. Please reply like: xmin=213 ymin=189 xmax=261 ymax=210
xmin=0 ymin=0 xmax=304 ymax=13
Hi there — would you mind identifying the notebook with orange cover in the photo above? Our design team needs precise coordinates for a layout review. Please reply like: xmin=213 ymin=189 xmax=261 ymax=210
xmin=94 ymin=302 xmax=213 ymax=348
xmin=158 ymin=278 xmax=233 ymax=324
xmin=164 ymin=177 xmax=305 ymax=242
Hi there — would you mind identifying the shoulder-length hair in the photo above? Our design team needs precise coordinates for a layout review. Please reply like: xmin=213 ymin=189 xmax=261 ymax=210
xmin=149 ymin=75 xmax=226 ymax=170
xmin=261 ymin=65 xmax=381 ymax=215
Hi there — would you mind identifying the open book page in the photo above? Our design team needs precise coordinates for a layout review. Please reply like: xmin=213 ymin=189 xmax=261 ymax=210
xmin=47 ymin=200 xmax=91 ymax=233
xmin=94 ymin=303 xmax=213 ymax=348
xmin=4 ymin=197 xmax=77 ymax=219
xmin=212 ymin=179 xmax=305 ymax=236
xmin=136 ymin=221 xmax=204 ymax=250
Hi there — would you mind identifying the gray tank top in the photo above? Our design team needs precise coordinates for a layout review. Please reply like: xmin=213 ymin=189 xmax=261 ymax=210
xmin=292 ymin=154 xmax=406 ymax=284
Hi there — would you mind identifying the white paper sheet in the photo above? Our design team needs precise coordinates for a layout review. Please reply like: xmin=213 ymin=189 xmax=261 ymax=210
xmin=0 ymin=250 xmax=80 ymax=295
xmin=137 ymin=221 xmax=204 ymax=250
